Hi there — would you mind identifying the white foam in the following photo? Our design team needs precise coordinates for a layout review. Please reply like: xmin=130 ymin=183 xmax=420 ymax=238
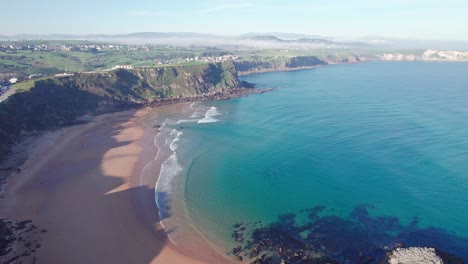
xmin=198 ymin=106 xmax=222 ymax=124
xmin=189 ymin=102 xmax=209 ymax=118
xmin=162 ymin=118 xmax=178 ymax=126
xmin=154 ymin=125 xmax=170 ymax=152
xmin=176 ymin=119 xmax=199 ymax=124
xmin=155 ymin=153 xmax=182 ymax=221
xmin=169 ymin=129 xmax=178 ymax=136
xmin=169 ymin=131 xmax=183 ymax=151
xmin=190 ymin=112 xmax=204 ymax=118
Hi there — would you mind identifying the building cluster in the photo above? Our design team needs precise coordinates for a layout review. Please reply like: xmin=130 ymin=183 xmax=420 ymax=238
xmin=153 ymin=59 xmax=172 ymax=65
xmin=197 ymin=54 xmax=240 ymax=63
xmin=0 ymin=43 xmax=127 ymax=52
xmin=112 ymin=65 xmax=134 ymax=70
xmin=153 ymin=54 xmax=240 ymax=66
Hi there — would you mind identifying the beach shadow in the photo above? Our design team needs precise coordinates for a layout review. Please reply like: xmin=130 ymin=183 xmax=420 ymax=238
xmin=3 ymin=111 xmax=172 ymax=264
xmin=232 ymin=205 xmax=468 ymax=264
xmin=101 ymin=185 xmax=168 ymax=262
xmin=89 ymin=114 xmax=170 ymax=263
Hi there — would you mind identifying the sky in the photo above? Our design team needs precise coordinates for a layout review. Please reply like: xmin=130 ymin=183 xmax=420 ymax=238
xmin=2 ymin=0 xmax=468 ymax=41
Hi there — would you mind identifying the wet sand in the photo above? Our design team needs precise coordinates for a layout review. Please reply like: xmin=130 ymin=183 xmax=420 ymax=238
xmin=0 ymin=105 xmax=229 ymax=263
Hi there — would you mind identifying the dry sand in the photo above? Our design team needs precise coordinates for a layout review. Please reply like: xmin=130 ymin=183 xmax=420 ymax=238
xmin=1 ymin=105 xmax=229 ymax=264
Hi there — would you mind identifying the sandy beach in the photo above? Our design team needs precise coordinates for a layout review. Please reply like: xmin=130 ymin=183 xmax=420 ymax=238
xmin=0 ymin=105 xmax=229 ymax=264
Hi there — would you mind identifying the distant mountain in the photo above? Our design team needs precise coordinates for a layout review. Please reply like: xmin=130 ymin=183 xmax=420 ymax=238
xmin=241 ymin=35 xmax=370 ymax=49
xmin=2 ymin=32 xmax=467 ymax=50
xmin=0 ymin=32 xmax=372 ymax=49
xmin=243 ymin=35 xmax=287 ymax=42
xmin=295 ymin=38 xmax=334 ymax=45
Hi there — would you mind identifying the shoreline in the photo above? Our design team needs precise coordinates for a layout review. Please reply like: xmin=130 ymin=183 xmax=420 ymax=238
xmin=237 ymin=65 xmax=322 ymax=76
xmin=0 ymin=105 xmax=229 ymax=263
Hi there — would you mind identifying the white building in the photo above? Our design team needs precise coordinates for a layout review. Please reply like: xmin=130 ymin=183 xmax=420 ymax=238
xmin=9 ymin=78 xmax=18 ymax=84
xmin=113 ymin=65 xmax=134 ymax=70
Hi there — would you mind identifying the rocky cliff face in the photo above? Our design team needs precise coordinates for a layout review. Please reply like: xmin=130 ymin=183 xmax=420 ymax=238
xmin=0 ymin=62 xmax=248 ymax=162
xmin=233 ymin=55 xmax=363 ymax=75
xmin=234 ymin=56 xmax=327 ymax=75
xmin=321 ymin=55 xmax=361 ymax=64
xmin=134 ymin=62 xmax=241 ymax=98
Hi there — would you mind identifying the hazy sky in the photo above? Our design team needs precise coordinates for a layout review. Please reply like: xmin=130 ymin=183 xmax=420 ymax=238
xmin=2 ymin=0 xmax=468 ymax=40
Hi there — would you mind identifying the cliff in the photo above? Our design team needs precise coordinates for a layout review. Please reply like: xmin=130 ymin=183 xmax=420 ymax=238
xmin=234 ymin=56 xmax=327 ymax=75
xmin=234 ymin=55 xmax=361 ymax=75
xmin=380 ymin=49 xmax=468 ymax=61
xmin=0 ymin=62 xmax=251 ymax=163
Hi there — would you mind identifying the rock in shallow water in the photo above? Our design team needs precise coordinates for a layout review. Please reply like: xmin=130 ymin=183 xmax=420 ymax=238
xmin=388 ymin=247 xmax=442 ymax=264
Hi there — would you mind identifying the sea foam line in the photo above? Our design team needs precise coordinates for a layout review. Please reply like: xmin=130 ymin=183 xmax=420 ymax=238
xmin=198 ymin=106 xmax=222 ymax=124
xmin=170 ymin=131 xmax=183 ymax=151
xmin=154 ymin=119 xmax=186 ymax=246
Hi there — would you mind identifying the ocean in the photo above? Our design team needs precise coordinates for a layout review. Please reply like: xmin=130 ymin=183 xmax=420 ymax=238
xmin=152 ymin=61 xmax=468 ymax=262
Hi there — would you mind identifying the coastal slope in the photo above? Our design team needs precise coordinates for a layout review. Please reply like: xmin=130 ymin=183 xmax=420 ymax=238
xmin=0 ymin=62 xmax=253 ymax=263
xmin=234 ymin=55 xmax=360 ymax=75
xmin=0 ymin=62 xmax=252 ymax=164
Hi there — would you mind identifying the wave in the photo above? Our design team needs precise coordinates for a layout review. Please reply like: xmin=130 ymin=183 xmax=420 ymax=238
xmin=190 ymin=112 xmax=205 ymax=118
xmin=176 ymin=119 xmax=199 ymax=124
xmin=190 ymin=102 xmax=210 ymax=119
xmin=155 ymin=152 xmax=182 ymax=222
xmin=198 ymin=106 xmax=222 ymax=124
xmin=170 ymin=131 xmax=183 ymax=151
xmin=151 ymin=103 xmax=230 ymax=252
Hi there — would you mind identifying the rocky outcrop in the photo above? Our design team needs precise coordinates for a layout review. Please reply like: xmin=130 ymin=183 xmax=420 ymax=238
xmin=234 ymin=55 xmax=364 ymax=75
xmin=286 ymin=56 xmax=326 ymax=68
xmin=0 ymin=62 xmax=256 ymax=163
xmin=387 ymin=247 xmax=464 ymax=264
xmin=321 ymin=55 xmax=361 ymax=64
xmin=234 ymin=56 xmax=327 ymax=75
xmin=387 ymin=247 xmax=443 ymax=264
xmin=133 ymin=62 xmax=242 ymax=98
xmin=234 ymin=60 xmax=289 ymax=75
xmin=0 ymin=218 xmax=44 ymax=264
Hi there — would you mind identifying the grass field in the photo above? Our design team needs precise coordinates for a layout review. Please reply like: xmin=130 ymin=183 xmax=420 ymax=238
xmin=0 ymin=40 xmax=423 ymax=82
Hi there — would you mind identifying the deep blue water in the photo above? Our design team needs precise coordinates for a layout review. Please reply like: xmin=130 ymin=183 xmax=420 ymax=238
xmin=157 ymin=61 xmax=468 ymax=261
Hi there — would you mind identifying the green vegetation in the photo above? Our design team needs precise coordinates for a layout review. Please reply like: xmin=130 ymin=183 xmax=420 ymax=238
xmin=0 ymin=40 xmax=387 ymax=80
xmin=0 ymin=41 xmax=238 ymax=79
xmin=0 ymin=40 xmax=419 ymax=164
xmin=0 ymin=62 xmax=242 ymax=163
xmin=11 ymin=79 xmax=38 ymax=92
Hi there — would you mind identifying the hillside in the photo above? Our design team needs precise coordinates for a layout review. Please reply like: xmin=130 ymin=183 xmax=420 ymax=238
xmin=234 ymin=55 xmax=360 ymax=75
xmin=0 ymin=62 xmax=249 ymax=163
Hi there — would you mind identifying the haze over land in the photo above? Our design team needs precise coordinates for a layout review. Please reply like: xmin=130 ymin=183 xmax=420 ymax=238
xmin=1 ymin=0 xmax=468 ymax=50
xmin=1 ymin=32 xmax=467 ymax=51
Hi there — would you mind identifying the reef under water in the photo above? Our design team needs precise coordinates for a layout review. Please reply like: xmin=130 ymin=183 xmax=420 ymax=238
xmin=230 ymin=205 xmax=466 ymax=264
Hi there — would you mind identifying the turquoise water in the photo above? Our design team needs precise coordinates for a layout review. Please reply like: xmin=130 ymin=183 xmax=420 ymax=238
xmin=156 ymin=61 xmax=468 ymax=260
